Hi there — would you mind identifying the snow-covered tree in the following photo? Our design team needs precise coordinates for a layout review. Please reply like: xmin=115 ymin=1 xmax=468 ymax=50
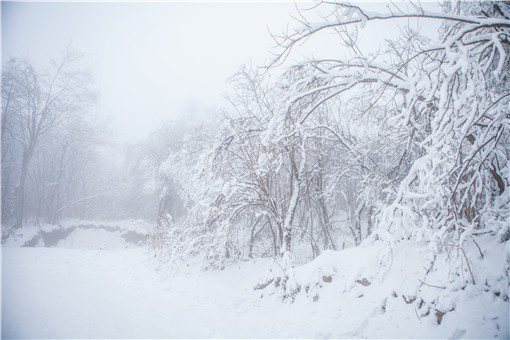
xmin=148 ymin=3 xmax=509 ymax=303
xmin=252 ymin=0 xmax=510 ymax=305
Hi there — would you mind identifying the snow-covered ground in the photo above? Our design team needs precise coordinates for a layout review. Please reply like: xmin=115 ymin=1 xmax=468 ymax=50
xmin=2 ymin=221 xmax=508 ymax=338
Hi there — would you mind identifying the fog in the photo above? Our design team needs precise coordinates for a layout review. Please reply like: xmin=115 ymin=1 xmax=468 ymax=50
xmin=2 ymin=2 xmax=508 ymax=338
xmin=2 ymin=2 xmax=298 ymax=141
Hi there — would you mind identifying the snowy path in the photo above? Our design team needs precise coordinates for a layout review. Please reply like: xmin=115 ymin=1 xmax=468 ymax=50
xmin=2 ymin=247 xmax=276 ymax=338
xmin=3 ymin=244 xmax=340 ymax=338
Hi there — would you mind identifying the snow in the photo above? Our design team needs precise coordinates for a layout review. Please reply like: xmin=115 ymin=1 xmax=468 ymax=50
xmin=2 ymin=221 xmax=508 ymax=338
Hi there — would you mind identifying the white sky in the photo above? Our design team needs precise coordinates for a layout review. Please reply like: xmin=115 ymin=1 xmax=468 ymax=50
xmin=2 ymin=2 xmax=302 ymax=142
xmin=2 ymin=1 xmax=440 ymax=142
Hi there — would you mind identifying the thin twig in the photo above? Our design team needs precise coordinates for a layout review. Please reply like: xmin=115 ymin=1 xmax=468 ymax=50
xmin=414 ymin=307 xmax=421 ymax=321
xmin=471 ymin=238 xmax=484 ymax=259
xmin=418 ymin=278 xmax=446 ymax=289
xmin=461 ymin=248 xmax=476 ymax=284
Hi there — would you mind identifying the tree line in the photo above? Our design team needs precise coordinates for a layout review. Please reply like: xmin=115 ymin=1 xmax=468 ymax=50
xmin=2 ymin=1 xmax=508 ymax=279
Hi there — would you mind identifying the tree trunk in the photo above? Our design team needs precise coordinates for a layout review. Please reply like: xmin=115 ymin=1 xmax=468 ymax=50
xmin=14 ymin=148 xmax=33 ymax=229
xmin=1 ymin=158 xmax=13 ymax=224
xmin=46 ymin=142 xmax=68 ymax=224
xmin=282 ymin=150 xmax=300 ymax=255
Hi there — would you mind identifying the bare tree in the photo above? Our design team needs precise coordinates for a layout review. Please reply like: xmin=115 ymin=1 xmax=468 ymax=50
xmin=1 ymin=50 xmax=95 ymax=229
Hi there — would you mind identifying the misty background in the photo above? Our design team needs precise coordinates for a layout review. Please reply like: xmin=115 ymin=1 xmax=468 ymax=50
xmin=1 ymin=2 xmax=303 ymax=224
xmin=3 ymin=2 xmax=298 ymax=141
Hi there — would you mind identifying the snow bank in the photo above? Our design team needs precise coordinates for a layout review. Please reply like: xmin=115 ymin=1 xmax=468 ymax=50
xmin=256 ymin=237 xmax=509 ymax=338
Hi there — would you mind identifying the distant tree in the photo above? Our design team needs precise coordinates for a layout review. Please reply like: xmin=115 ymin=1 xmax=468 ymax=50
xmin=1 ymin=50 xmax=95 ymax=228
xmin=135 ymin=121 xmax=195 ymax=225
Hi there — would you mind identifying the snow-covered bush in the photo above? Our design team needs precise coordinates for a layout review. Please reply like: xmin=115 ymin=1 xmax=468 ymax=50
xmin=245 ymin=0 xmax=510 ymax=307
xmin=148 ymin=5 xmax=509 ymax=317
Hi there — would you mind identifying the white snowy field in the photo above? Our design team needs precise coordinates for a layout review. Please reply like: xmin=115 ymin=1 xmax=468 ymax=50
xmin=2 ymin=221 xmax=508 ymax=339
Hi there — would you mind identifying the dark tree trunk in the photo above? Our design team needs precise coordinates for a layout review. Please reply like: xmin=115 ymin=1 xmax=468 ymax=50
xmin=15 ymin=145 xmax=35 ymax=229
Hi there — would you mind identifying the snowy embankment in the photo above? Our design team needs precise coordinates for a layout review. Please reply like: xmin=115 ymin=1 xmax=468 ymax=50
xmin=2 ymin=221 xmax=508 ymax=339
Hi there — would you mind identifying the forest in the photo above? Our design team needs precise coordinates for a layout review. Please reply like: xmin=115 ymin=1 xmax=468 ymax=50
xmin=2 ymin=1 xmax=509 ymax=338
